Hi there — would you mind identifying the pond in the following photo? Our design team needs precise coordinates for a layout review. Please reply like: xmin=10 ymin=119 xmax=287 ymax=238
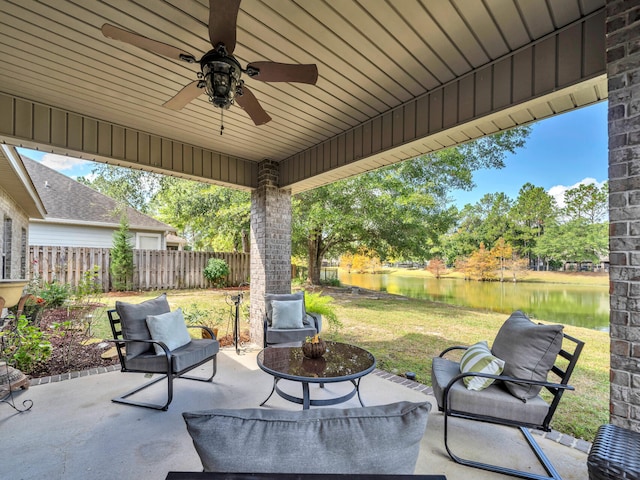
xmin=338 ymin=272 xmax=610 ymax=331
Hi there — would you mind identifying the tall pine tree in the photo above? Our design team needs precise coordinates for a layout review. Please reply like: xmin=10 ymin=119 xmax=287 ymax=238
xmin=111 ymin=214 xmax=134 ymax=291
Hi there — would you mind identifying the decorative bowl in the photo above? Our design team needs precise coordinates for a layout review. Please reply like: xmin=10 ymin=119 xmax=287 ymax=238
xmin=302 ymin=338 xmax=326 ymax=358
xmin=0 ymin=279 xmax=28 ymax=309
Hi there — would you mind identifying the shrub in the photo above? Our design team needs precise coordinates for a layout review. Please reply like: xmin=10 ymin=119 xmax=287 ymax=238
xmin=1 ymin=315 xmax=51 ymax=373
xmin=304 ymin=291 xmax=342 ymax=331
xmin=111 ymin=214 xmax=134 ymax=291
xmin=203 ymin=258 xmax=230 ymax=287
xmin=39 ymin=281 xmax=72 ymax=308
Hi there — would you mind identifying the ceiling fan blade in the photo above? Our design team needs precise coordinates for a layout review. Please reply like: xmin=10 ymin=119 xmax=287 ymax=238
xmin=246 ymin=62 xmax=318 ymax=84
xmin=235 ymin=86 xmax=271 ymax=125
xmin=101 ymin=24 xmax=195 ymax=62
xmin=163 ymin=81 xmax=203 ymax=110
xmin=209 ymin=0 xmax=241 ymax=54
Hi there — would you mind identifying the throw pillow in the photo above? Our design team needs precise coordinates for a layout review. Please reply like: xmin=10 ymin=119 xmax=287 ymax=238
xmin=146 ymin=308 xmax=192 ymax=355
xmin=491 ymin=310 xmax=564 ymax=401
xmin=183 ymin=401 xmax=431 ymax=474
xmin=115 ymin=293 xmax=171 ymax=357
xmin=265 ymin=292 xmax=305 ymax=326
xmin=459 ymin=340 xmax=505 ymax=391
xmin=271 ymin=299 xmax=305 ymax=329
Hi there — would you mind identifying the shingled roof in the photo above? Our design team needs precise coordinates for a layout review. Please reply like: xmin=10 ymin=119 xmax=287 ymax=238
xmin=22 ymin=156 xmax=174 ymax=232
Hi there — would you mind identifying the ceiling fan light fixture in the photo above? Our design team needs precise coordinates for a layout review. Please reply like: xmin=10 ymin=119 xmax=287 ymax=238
xmin=201 ymin=55 xmax=242 ymax=109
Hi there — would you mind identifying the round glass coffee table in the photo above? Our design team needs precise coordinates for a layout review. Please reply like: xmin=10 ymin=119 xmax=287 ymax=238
xmin=257 ymin=341 xmax=376 ymax=409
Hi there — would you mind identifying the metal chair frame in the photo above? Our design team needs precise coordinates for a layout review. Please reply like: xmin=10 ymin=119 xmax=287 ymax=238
xmin=437 ymin=332 xmax=584 ymax=480
xmin=107 ymin=309 xmax=218 ymax=411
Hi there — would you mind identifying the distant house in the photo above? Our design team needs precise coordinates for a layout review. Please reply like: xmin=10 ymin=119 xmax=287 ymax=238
xmin=0 ymin=146 xmax=46 ymax=279
xmin=22 ymin=156 xmax=182 ymax=250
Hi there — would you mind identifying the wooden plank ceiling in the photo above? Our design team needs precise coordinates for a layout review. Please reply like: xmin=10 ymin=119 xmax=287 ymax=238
xmin=0 ymin=0 xmax=607 ymax=193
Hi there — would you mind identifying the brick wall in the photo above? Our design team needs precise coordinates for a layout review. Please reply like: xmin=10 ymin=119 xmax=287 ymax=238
xmin=0 ymin=187 xmax=29 ymax=279
xmin=249 ymin=160 xmax=292 ymax=345
xmin=607 ymin=0 xmax=640 ymax=431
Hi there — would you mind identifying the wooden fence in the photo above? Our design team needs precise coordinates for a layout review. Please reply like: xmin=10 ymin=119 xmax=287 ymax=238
xmin=29 ymin=246 xmax=250 ymax=291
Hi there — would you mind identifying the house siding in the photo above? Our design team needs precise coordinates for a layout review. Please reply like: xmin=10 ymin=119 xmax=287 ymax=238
xmin=29 ymin=223 xmax=167 ymax=249
xmin=0 ymin=187 xmax=29 ymax=279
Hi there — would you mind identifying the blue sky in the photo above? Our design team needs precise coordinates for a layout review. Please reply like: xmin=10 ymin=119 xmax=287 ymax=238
xmin=19 ymin=101 xmax=607 ymax=209
xmin=450 ymin=101 xmax=608 ymax=208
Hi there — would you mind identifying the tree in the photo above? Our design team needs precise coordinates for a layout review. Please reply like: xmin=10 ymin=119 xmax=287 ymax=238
xmin=466 ymin=243 xmax=499 ymax=281
xmin=509 ymin=183 xmax=556 ymax=268
xmin=491 ymin=237 xmax=512 ymax=282
xmin=562 ymin=182 xmax=608 ymax=223
xmin=508 ymin=255 xmax=530 ymax=282
xmin=77 ymin=163 xmax=162 ymax=214
xmin=532 ymin=182 xmax=608 ymax=269
xmin=154 ymin=178 xmax=250 ymax=252
xmin=110 ymin=214 xmax=135 ymax=291
xmin=294 ymin=127 xmax=531 ymax=284
xmin=292 ymin=170 xmax=457 ymax=284
xmin=426 ymin=258 xmax=448 ymax=278
xmin=441 ymin=192 xmax=514 ymax=265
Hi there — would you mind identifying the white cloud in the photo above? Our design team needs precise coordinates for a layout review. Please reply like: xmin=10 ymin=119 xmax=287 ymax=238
xmin=547 ymin=178 xmax=605 ymax=209
xmin=40 ymin=153 xmax=92 ymax=172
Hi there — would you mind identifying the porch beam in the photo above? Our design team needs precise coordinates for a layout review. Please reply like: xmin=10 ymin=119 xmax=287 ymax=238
xmin=0 ymin=92 xmax=257 ymax=190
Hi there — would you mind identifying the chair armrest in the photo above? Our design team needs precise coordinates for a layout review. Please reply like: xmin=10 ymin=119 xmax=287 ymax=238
xmin=307 ymin=312 xmax=322 ymax=333
xmin=187 ymin=325 xmax=216 ymax=339
xmin=106 ymin=338 xmax=172 ymax=358
xmin=443 ymin=370 xmax=575 ymax=405
xmin=263 ymin=315 xmax=269 ymax=348
xmin=439 ymin=345 xmax=469 ymax=357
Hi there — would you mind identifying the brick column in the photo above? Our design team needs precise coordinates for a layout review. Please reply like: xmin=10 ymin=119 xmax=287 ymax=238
xmin=607 ymin=0 xmax=640 ymax=431
xmin=249 ymin=160 xmax=292 ymax=346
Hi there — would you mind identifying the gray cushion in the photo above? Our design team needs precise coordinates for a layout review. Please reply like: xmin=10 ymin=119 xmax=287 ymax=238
xmin=126 ymin=339 xmax=219 ymax=373
xmin=271 ymin=299 xmax=305 ymax=329
xmin=115 ymin=293 xmax=171 ymax=358
xmin=146 ymin=308 xmax=192 ymax=355
xmin=431 ymin=356 xmax=550 ymax=426
xmin=265 ymin=325 xmax=317 ymax=345
xmin=491 ymin=310 xmax=564 ymax=401
xmin=265 ymin=292 xmax=305 ymax=326
xmin=183 ymin=401 xmax=431 ymax=474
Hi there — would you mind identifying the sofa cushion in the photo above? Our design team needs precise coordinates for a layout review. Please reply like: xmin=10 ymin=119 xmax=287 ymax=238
xmin=265 ymin=292 xmax=305 ymax=326
xmin=115 ymin=293 xmax=171 ymax=358
xmin=271 ymin=299 xmax=305 ymax=329
xmin=491 ymin=310 xmax=564 ymax=401
xmin=459 ymin=340 xmax=505 ymax=391
xmin=146 ymin=308 xmax=192 ymax=355
xmin=183 ymin=401 xmax=430 ymax=474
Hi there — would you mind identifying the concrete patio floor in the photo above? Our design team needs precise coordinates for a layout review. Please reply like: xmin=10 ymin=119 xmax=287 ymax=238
xmin=1 ymin=346 xmax=590 ymax=479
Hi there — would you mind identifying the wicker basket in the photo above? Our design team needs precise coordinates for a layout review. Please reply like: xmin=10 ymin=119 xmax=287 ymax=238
xmin=588 ymin=424 xmax=640 ymax=480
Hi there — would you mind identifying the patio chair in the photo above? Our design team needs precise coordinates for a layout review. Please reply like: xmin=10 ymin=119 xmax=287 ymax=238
xmin=107 ymin=293 xmax=219 ymax=411
xmin=430 ymin=310 xmax=584 ymax=480
xmin=263 ymin=291 xmax=322 ymax=347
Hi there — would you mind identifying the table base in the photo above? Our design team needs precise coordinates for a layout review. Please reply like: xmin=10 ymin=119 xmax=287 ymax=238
xmin=260 ymin=378 xmax=365 ymax=409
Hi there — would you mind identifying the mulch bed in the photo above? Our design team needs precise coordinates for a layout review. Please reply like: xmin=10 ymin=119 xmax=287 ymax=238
xmin=25 ymin=306 xmax=251 ymax=379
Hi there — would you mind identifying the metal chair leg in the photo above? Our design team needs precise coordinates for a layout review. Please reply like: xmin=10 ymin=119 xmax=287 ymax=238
xmin=443 ymin=412 xmax=562 ymax=480
xmin=113 ymin=355 xmax=217 ymax=411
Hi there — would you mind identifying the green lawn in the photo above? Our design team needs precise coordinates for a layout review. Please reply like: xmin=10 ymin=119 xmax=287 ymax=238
xmin=90 ymin=285 xmax=609 ymax=442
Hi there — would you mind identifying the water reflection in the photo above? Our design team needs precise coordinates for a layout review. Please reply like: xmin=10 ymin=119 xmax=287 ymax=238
xmin=340 ymin=272 xmax=609 ymax=331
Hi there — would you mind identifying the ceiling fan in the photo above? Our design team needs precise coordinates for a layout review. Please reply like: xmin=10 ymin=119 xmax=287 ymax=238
xmin=101 ymin=0 xmax=318 ymax=126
